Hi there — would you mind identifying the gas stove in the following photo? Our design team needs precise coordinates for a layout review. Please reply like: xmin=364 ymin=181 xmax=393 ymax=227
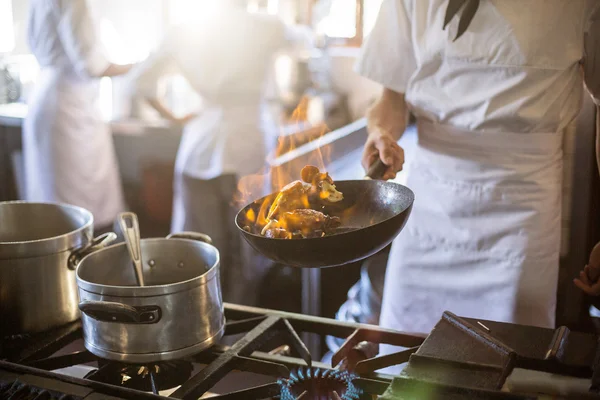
xmin=1 ymin=304 xmax=600 ymax=399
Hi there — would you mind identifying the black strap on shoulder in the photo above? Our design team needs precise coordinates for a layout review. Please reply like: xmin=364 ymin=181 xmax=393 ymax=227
xmin=443 ymin=0 xmax=481 ymax=41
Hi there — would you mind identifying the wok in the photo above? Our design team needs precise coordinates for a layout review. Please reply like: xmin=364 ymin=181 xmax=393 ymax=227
xmin=235 ymin=175 xmax=414 ymax=268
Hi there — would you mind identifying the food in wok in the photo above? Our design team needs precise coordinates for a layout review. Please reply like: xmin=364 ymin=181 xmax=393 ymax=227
xmin=247 ymin=165 xmax=344 ymax=239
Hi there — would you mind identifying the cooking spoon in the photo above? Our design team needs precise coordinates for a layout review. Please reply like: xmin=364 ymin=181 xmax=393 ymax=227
xmin=118 ymin=212 xmax=145 ymax=286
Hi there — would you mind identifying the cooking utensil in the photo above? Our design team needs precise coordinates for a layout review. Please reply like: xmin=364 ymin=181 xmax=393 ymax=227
xmin=235 ymin=159 xmax=414 ymax=268
xmin=0 ymin=201 xmax=116 ymax=334
xmin=76 ymin=231 xmax=224 ymax=363
xmin=117 ymin=212 xmax=145 ymax=286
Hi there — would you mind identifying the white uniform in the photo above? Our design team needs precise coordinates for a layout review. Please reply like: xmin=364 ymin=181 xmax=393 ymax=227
xmin=133 ymin=6 xmax=303 ymax=303
xmin=356 ymin=0 xmax=600 ymax=342
xmin=24 ymin=0 xmax=125 ymax=228
xmin=133 ymin=7 xmax=296 ymax=231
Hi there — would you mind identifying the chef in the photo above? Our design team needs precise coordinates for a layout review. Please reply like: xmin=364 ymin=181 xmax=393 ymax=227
xmin=132 ymin=0 xmax=311 ymax=302
xmin=24 ymin=0 xmax=133 ymax=232
xmin=356 ymin=0 xmax=600 ymax=344
xmin=575 ymin=114 xmax=600 ymax=296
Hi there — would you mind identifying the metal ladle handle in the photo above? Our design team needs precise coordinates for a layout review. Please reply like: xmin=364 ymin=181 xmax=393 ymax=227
xmin=118 ymin=212 xmax=145 ymax=286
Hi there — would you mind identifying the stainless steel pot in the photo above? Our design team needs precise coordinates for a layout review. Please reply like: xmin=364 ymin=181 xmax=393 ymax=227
xmin=0 ymin=201 xmax=116 ymax=335
xmin=75 ymin=232 xmax=224 ymax=363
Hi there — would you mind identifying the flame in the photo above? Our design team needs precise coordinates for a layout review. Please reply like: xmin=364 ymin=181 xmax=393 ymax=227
xmin=245 ymin=209 xmax=256 ymax=223
xmin=234 ymin=95 xmax=338 ymax=235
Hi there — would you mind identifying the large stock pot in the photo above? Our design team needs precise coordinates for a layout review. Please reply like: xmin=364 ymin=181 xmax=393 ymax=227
xmin=0 ymin=201 xmax=115 ymax=335
xmin=76 ymin=232 xmax=224 ymax=363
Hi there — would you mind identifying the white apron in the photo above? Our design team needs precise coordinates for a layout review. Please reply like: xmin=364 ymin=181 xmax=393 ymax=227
xmin=380 ymin=119 xmax=563 ymax=338
xmin=23 ymin=68 xmax=125 ymax=228
xmin=169 ymin=101 xmax=277 ymax=307
xmin=170 ymin=101 xmax=276 ymax=233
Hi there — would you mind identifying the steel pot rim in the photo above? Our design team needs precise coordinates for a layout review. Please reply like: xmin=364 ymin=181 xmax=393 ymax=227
xmin=76 ymin=238 xmax=221 ymax=297
xmin=0 ymin=201 xmax=94 ymax=259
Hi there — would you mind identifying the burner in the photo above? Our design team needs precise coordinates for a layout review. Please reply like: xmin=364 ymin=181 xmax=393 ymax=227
xmin=278 ymin=367 xmax=362 ymax=400
xmin=85 ymin=361 xmax=193 ymax=394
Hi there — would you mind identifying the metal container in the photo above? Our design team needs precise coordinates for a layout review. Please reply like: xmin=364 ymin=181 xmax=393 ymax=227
xmin=76 ymin=232 xmax=224 ymax=363
xmin=0 ymin=201 xmax=116 ymax=335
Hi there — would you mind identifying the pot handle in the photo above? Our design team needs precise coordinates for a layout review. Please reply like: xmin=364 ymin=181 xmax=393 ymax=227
xmin=166 ymin=231 xmax=212 ymax=244
xmin=68 ymin=232 xmax=117 ymax=270
xmin=79 ymin=301 xmax=161 ymax=324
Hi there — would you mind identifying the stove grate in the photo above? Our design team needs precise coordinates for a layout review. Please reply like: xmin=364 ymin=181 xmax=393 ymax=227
xmin=0 ymin=380 xmax=82 ymax=400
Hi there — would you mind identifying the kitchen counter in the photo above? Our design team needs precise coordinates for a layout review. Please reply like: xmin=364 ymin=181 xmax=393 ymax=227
xmin=0 ymin=103 xmax=180 ymax=135
xmin=0 ymin=103 xmax=184 ymax=203
xmin=0 ymin=103 xmax=27 ymax=128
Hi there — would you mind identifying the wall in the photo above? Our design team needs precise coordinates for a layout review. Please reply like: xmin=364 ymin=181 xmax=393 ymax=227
xmin=9 ymin=0 xmax=29 ymax=55
xmin=9 ymin=0 xmax=164 ymax=58
xmin=328 ymin=48 xmax=381 ymax=120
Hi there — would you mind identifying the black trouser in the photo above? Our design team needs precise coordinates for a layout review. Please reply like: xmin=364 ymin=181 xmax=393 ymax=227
xmin=177 ymin=173 xmax=241 ymax=302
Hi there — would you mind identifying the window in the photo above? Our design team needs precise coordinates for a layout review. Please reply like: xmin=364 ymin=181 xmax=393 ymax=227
xmin=311 ymin=0 xmax=383 ymax=46
xmin=0 ymin=0 xmax=15 ymax=53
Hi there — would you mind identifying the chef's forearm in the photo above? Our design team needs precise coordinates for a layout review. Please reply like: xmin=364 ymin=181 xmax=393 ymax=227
xmin=366 ymin=88 xmax=408 ymax=141
xmin=146 ymin=97 xmax=178 ymax=122
xmin=100 ymin=63 xmax=134 ymax=78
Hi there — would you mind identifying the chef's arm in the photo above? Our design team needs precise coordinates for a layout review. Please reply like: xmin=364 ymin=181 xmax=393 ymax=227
xmin=145 ymin=97 xmax=196 ymax=126
xmin=99 ymin=63 xmax=135 ymax=78
xmin=366 ymin=88 xmax=408 ymax=141
xmin=132 ymin=29 xmax=198 ymax=125
xmin=361 ymin=88 xmax=408 ymax=180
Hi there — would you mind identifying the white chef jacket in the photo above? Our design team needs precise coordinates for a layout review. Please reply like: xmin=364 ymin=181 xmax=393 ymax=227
xmin=355 ymin=0 xmax=600 ymax=344
xmin=27 ymin=0 xmax=109 ymax=79
xmin=133 ymin=5 xmax=304 ymax=181
xmin=357 ymin=0 xmax=600 ymax=132
xmin=24 ymin=0 xmax=125 ymax=228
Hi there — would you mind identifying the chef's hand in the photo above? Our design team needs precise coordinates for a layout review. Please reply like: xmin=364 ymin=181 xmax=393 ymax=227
xmin=362 ymin=88 xmax=408 ymax=180
xmin=362 ymin=132 xmax=404 ymax=180
xmin=574 ymin=265 xmax=600 ymax=296
xmin=574 ymin=242 xmax=600 ymax=295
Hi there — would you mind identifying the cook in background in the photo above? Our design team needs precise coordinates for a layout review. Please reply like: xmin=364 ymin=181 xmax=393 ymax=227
xmin=132 ymin=0 xmax=312 ymax=303
xmin=574 ymin=94 xmax=600 ymax=299
xmin=356 ymin=0 xmax=600 ymax=360
xmin=24 ymin=0 xmax=133 ymax=232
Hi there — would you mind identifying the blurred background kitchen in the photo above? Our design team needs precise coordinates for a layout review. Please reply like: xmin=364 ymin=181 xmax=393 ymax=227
xmin=1 ymin=0 xmax=599 ymax=357
xmin=0 ymin=0 xmax=384 ymax=220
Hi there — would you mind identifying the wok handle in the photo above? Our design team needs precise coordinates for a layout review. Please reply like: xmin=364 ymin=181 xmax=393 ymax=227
xmin=68 ymin=232 xmax=117 ymax=270
xmin=79 ymin=301 xmax=161 ymax=324
xmin=365 ymin=158 xmax=388 ymax=180
xmin=167 ymin=231 xmax=213 ymax=245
